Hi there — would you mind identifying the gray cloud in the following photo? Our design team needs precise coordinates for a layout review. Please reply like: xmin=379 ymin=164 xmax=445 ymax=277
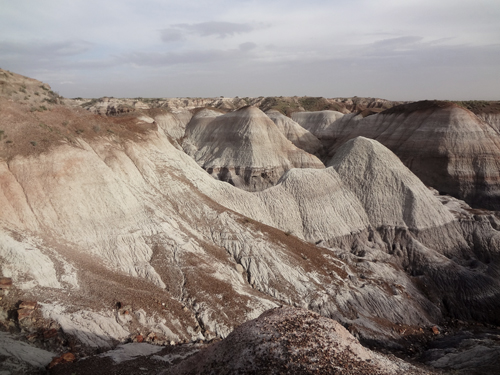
xmin=358 ymin=37 xmax=500 ymax=68
xmin=122 ymin=44 xmax=257 ymax=67
xmin=0 ymin=40 xmax=92 ymax=58
xmin=160 ymin=21 xmax=254 ymax=42
xmin=239 ymin=42 xmax=257 ymax=51
xmin=371 ymin=36 xmax=423 ymax=48
xmin=1 ymin=1 xmax=499 ymax=100
xmin=0 ymin=39 xmax=119 ymax=73
xmin=160 ymin=28 xmax=184 ymax=42
xmin=186 ymin=21 xmax=254 ymax=37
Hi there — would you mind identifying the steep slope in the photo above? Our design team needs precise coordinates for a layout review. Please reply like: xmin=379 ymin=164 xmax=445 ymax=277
xmin=0 ymin=68 xmax=62 ymax=106
xmin=188 ymin=136 xmax=500 ymax=327
xmin=181 ymin=108 xmax=224 ymax=157
xmin=183 ymin=106 xmax=324 ymax=191
xmin=154 ymin=110 xmax=193 ymax=148
xmin=328 ymin=137 xmax=455 ymax=230
xmin=265 ymin=109 xmax=322 ymax=155
xmin=323 ymin=101 xmax=500 ymax=210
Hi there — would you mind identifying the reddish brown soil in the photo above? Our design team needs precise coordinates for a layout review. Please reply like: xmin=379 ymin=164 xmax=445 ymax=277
xmin=0 ymin=99 xmax=157 ymax=160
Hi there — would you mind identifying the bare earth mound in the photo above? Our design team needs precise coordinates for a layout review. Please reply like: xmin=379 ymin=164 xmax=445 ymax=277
xmin=166 ymin=307 xmax=432 ymax=375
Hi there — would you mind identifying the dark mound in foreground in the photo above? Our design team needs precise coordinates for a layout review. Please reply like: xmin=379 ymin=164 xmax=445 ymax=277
xmin=166 ymin=307 xmax=432 ymax=375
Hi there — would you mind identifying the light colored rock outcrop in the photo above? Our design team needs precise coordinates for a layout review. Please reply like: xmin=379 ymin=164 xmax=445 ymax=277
xmin=477 ymin=113 xmax=500 ymax=132
xmin=1 ymin=118 xmax=498 ymax=351
xmin=154 ymin=110 xmax=193 ymax=148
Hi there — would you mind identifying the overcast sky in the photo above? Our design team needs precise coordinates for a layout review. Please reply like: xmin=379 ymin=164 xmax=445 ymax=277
xmin=1 ymin=0 xmax=499 ymax=100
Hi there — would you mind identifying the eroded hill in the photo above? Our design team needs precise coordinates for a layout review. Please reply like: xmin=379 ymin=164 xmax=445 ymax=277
xmin=0 ymin=69 xmax=499 ymax=374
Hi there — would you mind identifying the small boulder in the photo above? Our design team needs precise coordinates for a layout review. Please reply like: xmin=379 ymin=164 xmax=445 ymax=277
xmin=48 ymin=352 xmax=76 ymax=369
xmin=43 ymin=328 xmax=59 ymax=339
xmin=0 ymin=277 xmax=12 ymax=289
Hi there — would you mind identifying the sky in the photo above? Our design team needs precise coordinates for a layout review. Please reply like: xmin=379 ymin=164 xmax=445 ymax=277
xmin=1 ymin=0 xmax=499 ymax=100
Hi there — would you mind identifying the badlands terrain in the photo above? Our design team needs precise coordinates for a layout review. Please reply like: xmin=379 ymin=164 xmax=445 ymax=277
xmin=0 ymin=68 xmax=500 ymax=374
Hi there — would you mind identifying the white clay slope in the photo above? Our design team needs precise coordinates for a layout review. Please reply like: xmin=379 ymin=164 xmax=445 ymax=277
xmin=328 ymin=137 xmax=456 ymax=230
xmin=154 ymin=110 xmax=193 ymax=148
xmin=0 ymin=126 xmax=465 ymax=345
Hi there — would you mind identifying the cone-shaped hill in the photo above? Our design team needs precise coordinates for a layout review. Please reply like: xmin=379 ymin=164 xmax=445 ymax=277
xmin=322 ymin=100 xmax=500 ymax=210
xmin=183 ymin=106 xmax=324 ymax=191
xmin=328 ymin=137 xmax=456 ymax=230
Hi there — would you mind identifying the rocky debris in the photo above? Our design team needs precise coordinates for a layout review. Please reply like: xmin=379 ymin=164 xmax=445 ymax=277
xmin=431 ymin=326 xmax=440 ymax=335
xmin=17 ymin=300 xmax=39 ymax=323
xmin=0 ymin=331 xmax=56 ymax=374
xmin=166 ymin=307 xmax=433 ymax=375
xmin=46 ymin=342 xmax=206 ymax=375
xmin=133 ymin=334 xmax=144 ymax=343
xmin=43 ymin=328 xmax=59 ymax=340
xmin=183 ymin=105 xmax=324 ymax=191
xmin=421 ymin=328 xmax=500 ymax=374
xmin=48 ymin=352 xmax=76 ymax=369
xmin=17 ymin=308 xmax=35 ymax=320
